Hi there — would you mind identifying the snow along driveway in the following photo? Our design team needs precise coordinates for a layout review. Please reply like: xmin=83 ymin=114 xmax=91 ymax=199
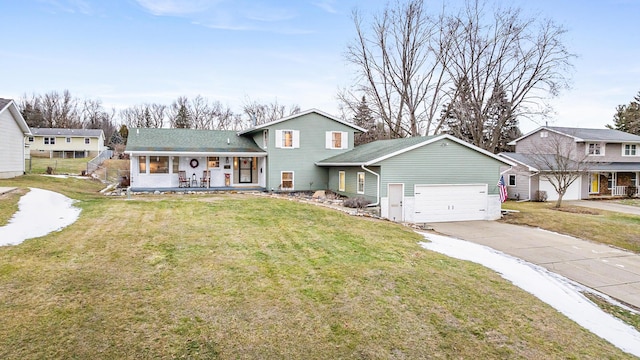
xmin=0 ymin=188 xmax=81 ymax=246
xmin=421 ymin=233 xmax=640 ymax=358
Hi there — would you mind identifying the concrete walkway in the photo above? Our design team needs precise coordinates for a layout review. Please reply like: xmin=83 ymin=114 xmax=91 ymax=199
xmin=429 ymin=221 xmax=640 ymax=309
xmin=566 ymin=200 xmax=640 ymax=216
xmin=0 ymin=187 xmax=17 ymax=195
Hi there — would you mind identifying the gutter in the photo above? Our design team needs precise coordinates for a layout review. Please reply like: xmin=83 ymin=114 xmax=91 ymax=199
xmin=361 ymin=164 xmax=380 ymax=207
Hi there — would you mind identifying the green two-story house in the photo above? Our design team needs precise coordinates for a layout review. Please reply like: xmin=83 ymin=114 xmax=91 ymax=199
xmin=126 ymin=108 xmax=512 ymax=223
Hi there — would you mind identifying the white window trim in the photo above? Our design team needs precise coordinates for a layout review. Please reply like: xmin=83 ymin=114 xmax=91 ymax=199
xmin=357 ymin=172 xmax=365 ymax=194
xmin=84 ymin=138 xmax=90 ymax=144
xmin=507 ymin=174 xmax=516 ymax=187
xmin=275 ymin=129 xmax=300 ymax=149
xmin=325 ymin=131 xmax=348 ymax=149
xmin=622 ymin=143 xmax=638 ymax=157
xmin=262 ymin=130 xmax=268 ymax=148
xmin=44 ymin=137 xmax=55 ymax=145
xmin=338 ymin=171 xmax=346 ymax=192
xmin=66 ymin=137 xmax=72 ymax=143
xmin=281 ymin=171 xmax=294 ymax=190
xmin=586 ymin=142 xmax=605 ymax=156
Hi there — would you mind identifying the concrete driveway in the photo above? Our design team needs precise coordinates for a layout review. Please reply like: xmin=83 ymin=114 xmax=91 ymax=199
xmin=429 ymin=221 xmax=640 ymax=310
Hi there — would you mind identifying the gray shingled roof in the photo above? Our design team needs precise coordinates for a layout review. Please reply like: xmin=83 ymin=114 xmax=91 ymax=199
xmin=0 ymin=98 xmax=11 ymax=111
xmin=31 ymin=128 xmax=103 ymax=137
xmin=547 ymin=126 xmax=640 ymax=142
xmin=317 ymin=136 xmax=438 ymax=165
xmin=589 ymin=162 xmax=640 ymax=171
xmin=126 ymin=128 xmax=265 ymax=153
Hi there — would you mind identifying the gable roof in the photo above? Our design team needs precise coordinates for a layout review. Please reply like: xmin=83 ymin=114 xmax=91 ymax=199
xmin=509 ymin=126 xmax=640 ymax=145
xmin=31 ymin=128 xmax=104 ymax=137
xmin=317 ymin=134 xmax=514 ymax=166
xmin=237 ymin=108 xmax=366 ymax=135
xmin=0 ymin=98 xmax=31 ymax=135
xmin=125 ymin=128 xmax=265 ymax=155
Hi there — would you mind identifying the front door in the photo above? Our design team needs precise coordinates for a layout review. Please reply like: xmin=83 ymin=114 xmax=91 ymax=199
xmin=590 ymin=172 xmax=599 ymax=193
xmin=239 ymin=157 xmax=253 ymax=183
xmin=388 ymin=183 xmax=404 ymax=222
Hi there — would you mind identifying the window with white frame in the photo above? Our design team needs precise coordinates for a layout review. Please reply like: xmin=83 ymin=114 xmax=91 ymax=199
xmin=207 ymin=157 xmax=220 ymax=168
xmin=139 ymin=156 xmax=146 ymax=173
xmin=66 ymin=137 xmax=72 ymax=143
xmin=281 ymin=171 xmax=294 ymax=190
xmin=44 ymin=137 xmax=55 ymax=145
xmin=357 ymin=172 xmax=365 ymax=194
xmin=338 ymin=171 xmax=345 ymax=191
xmin=262 ymin=130 xmax=268 ymax=148
xmin=275 ymin=130 xmax=299 ymax=148
xmin=623 ymin=144 xmax=637 ymax=156
xmin=149 ymin=156 xmax=169 ymax=174
xmin=508 ymin=174 xmax=516 ymax=187
xmin=326 ymin=131 xmax=348 ymax=149
xmin=28 ymin=137 xmax=33 ymax=142
xmin=84 ymin=138 xmax=90 ymax=144
xmin=540 ymin=131 xmax=548 ymax=138
xmin=587 ymin=143 xmax=603 ymax=156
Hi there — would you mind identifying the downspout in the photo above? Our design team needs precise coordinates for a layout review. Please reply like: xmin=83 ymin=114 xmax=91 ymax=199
xmin=361 ymin=164 xmax=380 ymax=207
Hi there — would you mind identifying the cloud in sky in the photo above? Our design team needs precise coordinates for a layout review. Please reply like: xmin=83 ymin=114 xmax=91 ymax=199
xmin=38 ymin=0 xmax=94 ymax=14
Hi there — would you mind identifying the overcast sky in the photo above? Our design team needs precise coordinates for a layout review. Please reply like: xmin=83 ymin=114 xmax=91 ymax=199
xmin=1 ymin=0 xmax=638 ymax=133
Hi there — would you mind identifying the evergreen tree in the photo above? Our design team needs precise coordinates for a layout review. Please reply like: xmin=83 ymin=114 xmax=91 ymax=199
xmin=352 ymin=96 xmax=383 ymax=145
xmin=607 ymin=91 xmax=640 ymax=135
xmin=118 ymin=125 xmax=129 ymax=145
xmin=174 ymin=103 xmax=191 ymax=129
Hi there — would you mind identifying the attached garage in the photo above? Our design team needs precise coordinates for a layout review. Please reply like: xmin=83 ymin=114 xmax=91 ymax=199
xmin=317 ymin=134 xmax=514 ymax=223
xmin=414 ymin=184 xmax=488 ymax=222
xmin=539 ymin=178 xmax=581 ymax=201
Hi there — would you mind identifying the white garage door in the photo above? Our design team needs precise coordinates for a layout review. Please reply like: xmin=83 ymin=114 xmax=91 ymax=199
xmin=414 ymin=184 xmax=488 ymax=223
xmin=539 ymin=178 xmax=581 ymax=201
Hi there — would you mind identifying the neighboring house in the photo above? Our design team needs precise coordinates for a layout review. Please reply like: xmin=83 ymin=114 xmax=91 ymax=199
xmin=0 ymin=98 xmax=31 ymax=179
xmin=28 ymin=128 xmax=107 ymax=158
xmin=500 ymin=126 xmax=640 ymax=201
xmin=125 ymin=109 xmax=513 ymax=223
xmin=317 ymin=135 xmax=513 ymax=223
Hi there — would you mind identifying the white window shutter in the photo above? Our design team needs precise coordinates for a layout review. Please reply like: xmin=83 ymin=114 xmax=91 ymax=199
xmin=275 ymin=130 xmax=282 ymax=148
xmin=341 ymin=132 xmax=348 ymax=149
xmin=325 ymin=132 xmax=332 ymax=149
xmin=293 ymin=130 xmax=300 ymax=148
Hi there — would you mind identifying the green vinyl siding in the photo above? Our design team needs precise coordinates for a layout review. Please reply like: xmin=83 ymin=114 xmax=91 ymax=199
xmin=327 ymin=166 xmax=378 ymax=203
xmin=376 ymin=138 xmax=505 ymax=197
xmin=262 ymin=112 xmax=357 ymax=191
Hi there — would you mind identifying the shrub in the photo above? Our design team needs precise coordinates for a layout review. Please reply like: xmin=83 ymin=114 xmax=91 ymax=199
xmin=343 ymin=196 xmax=371 ymax=209
xmin=533 ymin=190 xmax=547 ymax=202
xmin=626 ymin=186 xmax=638 ymax=198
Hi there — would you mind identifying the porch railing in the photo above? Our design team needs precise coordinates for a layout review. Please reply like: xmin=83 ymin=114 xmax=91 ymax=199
xmin=611 ymin=185 xmax=639 ymax=197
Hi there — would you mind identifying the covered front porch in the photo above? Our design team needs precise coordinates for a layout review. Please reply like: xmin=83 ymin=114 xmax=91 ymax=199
xmin=130 ymin=154 xmax=267 ymax=190
xmin=589 ymin=170 xmax=640 ymax=198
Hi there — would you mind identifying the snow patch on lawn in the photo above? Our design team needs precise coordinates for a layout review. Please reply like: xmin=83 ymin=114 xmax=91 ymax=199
xmin=420 ymin=233 xmax=640 ymax=357
xmin=0 ymin=188 xmax=81 ymax=246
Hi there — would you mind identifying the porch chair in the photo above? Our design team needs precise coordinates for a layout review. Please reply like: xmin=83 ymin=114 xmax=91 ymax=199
xmin=200 ymin=170 xmax=211 ymax=188
xmin=178 ymin=170 xmax=189 ymax=188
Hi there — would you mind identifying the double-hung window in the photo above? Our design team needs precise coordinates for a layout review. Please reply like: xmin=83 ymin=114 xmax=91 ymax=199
xmin=84 ymin=138 xmax=90 ymax=144
xmin=587 ymin=143 xmax=603 ymax=156
xmin=623 ymin=144 xmax=637 ymax=156
xmin=338 ymin=171 xmax=346 ymax=191
xmin=326 ymin=131 xmax=348 ymax=149
xmin=357 ymin=172 xmax=365 ymax=194
xmin=281 ymin=172 xmax=294 ymax=190
xmin=508 ymin=174 xmax=516 ymax=187
xmin=275 ymin=130 xmax=299 ymax=148
xmin=44 ymin=137 xmax=55 ymax=145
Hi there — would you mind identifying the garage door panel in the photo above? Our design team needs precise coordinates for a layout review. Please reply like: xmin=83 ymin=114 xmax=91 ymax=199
xmin=414 ymin=184 xmax=488 ymax=222
xmin=539 ymin=178 xmax=581 ymax=201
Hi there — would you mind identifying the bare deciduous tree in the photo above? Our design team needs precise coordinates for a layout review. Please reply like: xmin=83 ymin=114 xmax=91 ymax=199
xmin=442 ymin=0 xmax=574 ymax=152
xmin=341 ymin=0 xmax=452 ymax=138
xmin=242 ymin=97 xmax=301 ymax=127
xmin=524 ymin=131 xmax=592 ymax=208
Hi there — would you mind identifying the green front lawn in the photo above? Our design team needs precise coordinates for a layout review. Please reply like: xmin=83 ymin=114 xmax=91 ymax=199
xmin=0 ymin=177 xmax=633 ymax=359
xmin=501 ymin=201 xmax=640 ymax=253
xmin=27 ymin=157 xmax=89 ymax=175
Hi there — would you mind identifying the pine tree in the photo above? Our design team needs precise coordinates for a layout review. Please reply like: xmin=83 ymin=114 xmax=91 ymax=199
xmin=175 ymin=103 xmax=191 ymax=129
xmin=352 ymin=96 xmax=382 ymax=145
xmin=607 ymin=91 xmax=640 ymax=135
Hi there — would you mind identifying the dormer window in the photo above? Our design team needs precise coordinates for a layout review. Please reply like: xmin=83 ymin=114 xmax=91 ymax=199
xmin=587 ymin=143 xmax=603 ymax=156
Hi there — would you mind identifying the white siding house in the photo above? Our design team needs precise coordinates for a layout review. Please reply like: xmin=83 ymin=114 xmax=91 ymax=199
xmin=0 ymin=98 xmax=31 ymax=179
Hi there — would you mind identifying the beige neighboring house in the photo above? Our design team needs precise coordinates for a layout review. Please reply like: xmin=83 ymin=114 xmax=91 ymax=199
xmin=28 ymin=128 xmax=106 ymax=158
xmin=0 ymin=98 xmax=31 ymax=179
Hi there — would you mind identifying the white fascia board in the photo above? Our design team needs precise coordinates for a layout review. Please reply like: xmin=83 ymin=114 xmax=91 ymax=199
xmin=238 ymin=108 xmax=367 ymax=135
xmin=497 ymin=153 xmax=539 ymax=172
xmin=315 ymin=162 xmax=365 ymax=167
xmin=126 ymin=151 xmax=267 ymax=157
xmin=5 ymin=101 xmax=31 ymax=135
xmin=507 ymin=126 xmax=584 ymax=145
